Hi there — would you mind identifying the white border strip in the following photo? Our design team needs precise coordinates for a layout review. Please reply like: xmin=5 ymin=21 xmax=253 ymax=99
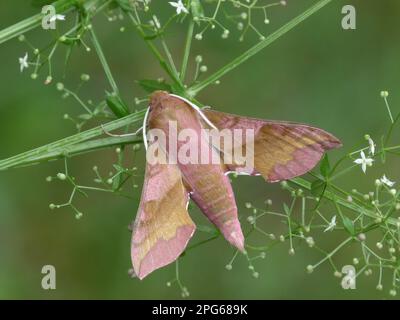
xmin=142 ymin=106 xmax=150 ymax=150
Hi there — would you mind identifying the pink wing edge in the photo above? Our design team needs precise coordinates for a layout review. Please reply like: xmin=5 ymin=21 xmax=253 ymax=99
xmin=131 ymin=223 xmax=195 ymax=280
xmin=203 ymin=109 xmax=342 ymax=182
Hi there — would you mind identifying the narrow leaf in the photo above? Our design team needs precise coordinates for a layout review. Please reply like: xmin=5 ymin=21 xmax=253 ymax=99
xmin=137 ymin=79 xmax=173 ymax=93
xmin=320 ymin=154 xmax=331 ymax=178
xmin=106 ymin=93 xmax=130 ymax=118
xmin=341 ymin=216 xmax=355 ymax=235
xmin=311 ymin=179 xmax=326 ymax=197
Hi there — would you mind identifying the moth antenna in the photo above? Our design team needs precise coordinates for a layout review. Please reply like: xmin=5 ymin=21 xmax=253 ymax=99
xmin=101 ymin=124 xmax=143 ymax=138
xmin=142 ymin=106 xmax=151 ymax=150
xmin=133 ymin=126 xmax=144 ymax=135
xmin=170 ymin=94 xmax=218 ymax=130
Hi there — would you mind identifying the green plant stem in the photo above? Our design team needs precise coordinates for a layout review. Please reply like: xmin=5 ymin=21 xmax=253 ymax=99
xmin=385 ymin=111 xmax=400 ymax=146
xmin=160 ymin=37 xmax=180 ymax=80
xmin=0 ymin=0 xmax=108 ymax=45
xmin=63 ymin=88 xmax=93 ymax=114
xmin=312 ymin=237 xmax=352 ymax=268
xmin=90 ymin=27 xmax=119 ymax=95
xmin=290 ymin=177 xmax=398 ymax=227
xmin=188 ymin=0 xmax=334 ymax=96
xmin=186 ymin=235 xmax=220 ymax=252
xmin=0 ymin=110 xmax=146 ymax=171
xmin=180 ymin=20 xmax=194 ymax=82
xmin=10 ymin=136 xmax=141 ymax=169
xmin=384 ymin=96 xmax=394 ymax=124
xmin=127 ymin=12 xmax=184 ymax=91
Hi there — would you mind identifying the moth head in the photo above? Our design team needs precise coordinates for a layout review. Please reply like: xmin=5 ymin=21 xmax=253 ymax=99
xmin=149 ymin=90 xmax=170 ymax=112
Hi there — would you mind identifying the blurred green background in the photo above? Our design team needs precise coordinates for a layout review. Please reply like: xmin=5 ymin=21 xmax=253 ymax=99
xmin=0 ymin=0 xmax=399 ymax=299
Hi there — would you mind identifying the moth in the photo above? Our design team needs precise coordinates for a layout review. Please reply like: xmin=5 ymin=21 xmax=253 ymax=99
xmin=131 ymin=90 xmax=341 ymax=279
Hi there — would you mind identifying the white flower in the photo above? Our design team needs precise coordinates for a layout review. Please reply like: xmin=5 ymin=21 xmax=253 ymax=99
xmin=368 ymin=136 xmax=375 ymax=155
xmin=324 ymin=215 xmax=336 ymax=232
xmin=19 ymin=52 xmax=29 ymax=72
xmin=49 ymin=14 xmax=66 ymax=22
xmin=354 ymin=151 xmax=374 ymax=173
xmin=169 ymin=0 xmax=188 ymax=15
xmin=380 ymin=175 xmax=395 ymax=187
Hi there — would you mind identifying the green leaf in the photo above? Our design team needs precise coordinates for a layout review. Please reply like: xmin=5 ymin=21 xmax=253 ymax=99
xmin=320 ymin=154 xmax=331 ymax=178
xmin=143 ymin=33 xmax=160 ymax=40
xmin=171 ymin=83 xmax=186 ymax=96
xmin=106 ymin=93 xmax=130 ymax=118
xmin=137 ymin=79 xmax=173 ymax=93
xmin=341 ymin=215 xmax=355 ymax=235
xmin=311 ymin=179 xmax=326 ymax=197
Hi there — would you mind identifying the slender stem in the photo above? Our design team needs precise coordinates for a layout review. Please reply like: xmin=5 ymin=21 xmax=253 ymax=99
xmin=10 ymin=136 xmax=141 ymax=169
xmin=186 ymin=235 xmax=220 ymax=251
xmin=127 ymin=12 xmax=184 ymax=90
xmin=160 ymin=37 xmax=179 ymax=79
xmin=383 ymin=96 xmax=394 ymax=124
xmin=385 ymin=111 xmax=400 ymax=146
xmin=0 ymin=0 xmax=72 ymax=44
xmin=63 ymin=88 xmax=93 ymax=115
xmin=312 ymin=237 xmax=352 ymax=268
xmin=0 ymin=110 xmax=146 ymax=171
xmin=188 ymin=0 xmax=334 ymax=96
xmin=0 ymin=0 xmax=108 ymax=45
xmin=213 ymin=0 xmax=223 ymax=19
xmin=180 ymin=20 xmax=195 ymax=82
xmin=90 ymin=27 xmax=119 ymax=94
xmin=290 ymin=177 xmax=398 ymax=227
